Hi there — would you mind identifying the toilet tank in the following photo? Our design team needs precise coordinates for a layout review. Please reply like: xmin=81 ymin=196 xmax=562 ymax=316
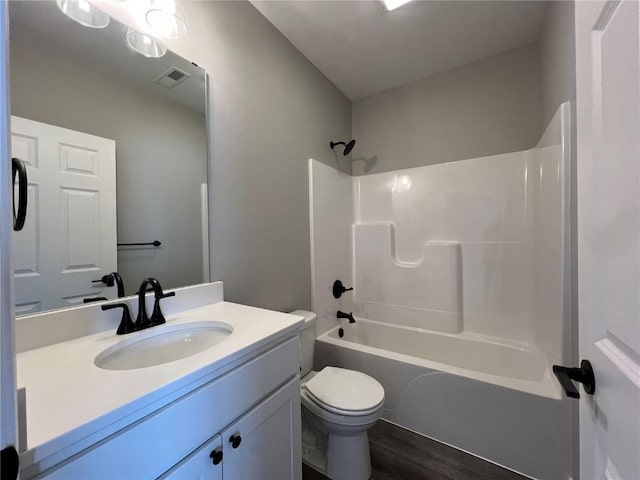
xmin=290 ymin=310 xmax=317 ymax=377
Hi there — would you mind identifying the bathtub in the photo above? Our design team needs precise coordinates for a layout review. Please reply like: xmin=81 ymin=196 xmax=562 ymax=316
xmin=314 ymin=319 xmax=572 ymax=480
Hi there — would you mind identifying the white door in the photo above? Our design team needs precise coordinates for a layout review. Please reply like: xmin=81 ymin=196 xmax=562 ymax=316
xmin=577 ymin=0 xmax=640 ymax=478
xmin=10 ymin=116 xmax=117 ymax=314
xmin=0 ymin=2 xmax=18 ymax=478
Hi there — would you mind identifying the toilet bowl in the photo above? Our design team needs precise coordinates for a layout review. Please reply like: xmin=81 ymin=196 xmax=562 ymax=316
xmin=292 ymin=310 xmax=385 ymax=480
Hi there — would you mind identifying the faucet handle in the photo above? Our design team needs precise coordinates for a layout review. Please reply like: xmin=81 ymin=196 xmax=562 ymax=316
xmin=332 ymin=280 xmax=353 ymax=299
xmin=102 ymin=303 xmax=136 ymax=335
xmin=149 ymin=291 xmax=176 ymax=327
xmin=93 ymin=274 xmax=115 ymax=287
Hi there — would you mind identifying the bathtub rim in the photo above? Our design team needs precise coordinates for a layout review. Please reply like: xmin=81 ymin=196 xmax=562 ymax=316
xmin=317 ymin=318 xmax=563 ymax=400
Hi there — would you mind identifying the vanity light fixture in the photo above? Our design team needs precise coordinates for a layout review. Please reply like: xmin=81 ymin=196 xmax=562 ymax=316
xmin=125 ymin=28 xmax=167 ymax=58
xmin=56 ymin=0 xmax=110 ymax=28
xmin=380 ymin=0 xmax=414 ymax=12
xmin=146 ymin=0 xmax=189 ymax=39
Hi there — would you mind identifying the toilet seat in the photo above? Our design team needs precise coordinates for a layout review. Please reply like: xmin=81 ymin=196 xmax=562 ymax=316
xmin=302 ymin=367 xmax=385 ymax=417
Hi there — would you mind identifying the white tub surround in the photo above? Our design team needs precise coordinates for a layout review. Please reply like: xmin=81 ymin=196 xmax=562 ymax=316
xmin=310 ymin=102 xmax=571 ymax=385
xmin=16 ymin=282 xmax=304 ymax=479
xmin=309 ymin=103 xmax=573 ymax=480
xmin=349 ymin=103 xmax=570 ymax=351
xmin=308 ymin=161 xmax=354 ymax=336
xmin=315 ymin=321 xmax=569 ymax=480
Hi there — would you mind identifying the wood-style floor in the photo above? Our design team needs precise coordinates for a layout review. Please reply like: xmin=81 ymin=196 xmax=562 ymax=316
xmin=302 ymin=420 xmax=529 ymax=480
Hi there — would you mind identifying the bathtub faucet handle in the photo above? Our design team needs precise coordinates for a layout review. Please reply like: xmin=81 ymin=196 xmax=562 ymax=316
xmin=333 ymin=280 xmax=353 ymax=298
xmin=337 ymin=310 xmax=356 ymax=324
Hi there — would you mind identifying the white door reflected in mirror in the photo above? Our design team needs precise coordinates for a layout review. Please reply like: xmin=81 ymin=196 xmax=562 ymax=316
xmin=11 ymin=116 xmax=117 ymax=314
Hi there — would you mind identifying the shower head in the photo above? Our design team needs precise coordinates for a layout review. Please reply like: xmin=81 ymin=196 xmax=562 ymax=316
xmin=330 ymin=139 xmax=356 ymax=156
xmin=344 ymin=139 xmax=356 ymax=155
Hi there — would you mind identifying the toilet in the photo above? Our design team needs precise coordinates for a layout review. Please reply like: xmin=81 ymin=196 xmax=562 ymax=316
xmin=292 ymin=310 xmax=385 ymax=480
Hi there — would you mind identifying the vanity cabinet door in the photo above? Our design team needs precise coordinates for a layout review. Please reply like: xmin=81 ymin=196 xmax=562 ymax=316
xmin=159 ymin=435 xmax=223 ymax=480
xmin=221 ymin=377 xmax=301 ymax=480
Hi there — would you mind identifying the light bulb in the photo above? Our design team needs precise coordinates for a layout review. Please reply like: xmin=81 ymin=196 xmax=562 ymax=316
xmin=146 ymin=0 xmax=188 ymax=39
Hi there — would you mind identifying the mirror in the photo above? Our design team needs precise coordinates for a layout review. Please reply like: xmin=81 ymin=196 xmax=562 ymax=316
xmin=9 ymin=1 xmax=208 ymax=315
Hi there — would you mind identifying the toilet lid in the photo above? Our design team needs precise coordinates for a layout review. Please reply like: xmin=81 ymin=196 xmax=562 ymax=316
xmin=303 ymin=367 xmax=384 ymax=413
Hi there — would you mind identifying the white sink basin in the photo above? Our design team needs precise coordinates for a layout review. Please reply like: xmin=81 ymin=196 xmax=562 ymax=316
xmin=95 ymin=321 xmax=233 ymax=371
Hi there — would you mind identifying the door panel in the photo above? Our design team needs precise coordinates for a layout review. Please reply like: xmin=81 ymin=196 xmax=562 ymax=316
xmin=578 ymin=0 xmax=640 ymax=478
xmin=10 ymin=116 xmax=117 ymax=313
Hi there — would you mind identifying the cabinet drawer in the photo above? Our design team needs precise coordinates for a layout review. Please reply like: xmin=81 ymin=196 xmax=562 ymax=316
xmin=39 ymin=337 xmax=299 ymax=479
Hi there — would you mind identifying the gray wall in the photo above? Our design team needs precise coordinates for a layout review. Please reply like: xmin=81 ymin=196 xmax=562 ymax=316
xmin=10 ymin=36 xmax=207 ymax=295
xmin=162 ymin=1 xmax=352 ymax=311
xmin=351 ymin=43 xmax=542 ymax=175
xmin=540 ymin=1 xmax=576 ymax=132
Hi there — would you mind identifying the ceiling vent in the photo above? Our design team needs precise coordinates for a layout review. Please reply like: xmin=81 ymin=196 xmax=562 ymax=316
xmin=155 ymin=67 xmax=191 ymax=89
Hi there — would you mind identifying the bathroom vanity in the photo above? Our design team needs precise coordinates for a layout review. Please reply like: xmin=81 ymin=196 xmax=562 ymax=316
xmin=16 ymin=283 xmax=304 ymax=480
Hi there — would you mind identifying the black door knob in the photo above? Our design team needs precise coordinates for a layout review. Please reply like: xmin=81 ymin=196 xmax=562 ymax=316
xmin=229 ymin=434 xmax=242 ymax=449
xmin=209 ymin=449 xmax=223 ymax=465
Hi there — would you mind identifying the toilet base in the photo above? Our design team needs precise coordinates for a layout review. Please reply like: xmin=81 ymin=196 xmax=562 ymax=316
xmin=302 ymin=430 xmax=372 ymax=480
xmin=301 ymin=408 xmax=373 ymax=480
xmin=326 ymin=431 xmax=371 ymax=480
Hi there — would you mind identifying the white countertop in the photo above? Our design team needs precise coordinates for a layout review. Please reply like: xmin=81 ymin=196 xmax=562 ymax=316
xmin=17 ymin=300 xmax=304 ymax=472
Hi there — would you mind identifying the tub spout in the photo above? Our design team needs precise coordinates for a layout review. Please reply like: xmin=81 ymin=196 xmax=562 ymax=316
xmin=337 ymin=310 xmax=356 ymax=323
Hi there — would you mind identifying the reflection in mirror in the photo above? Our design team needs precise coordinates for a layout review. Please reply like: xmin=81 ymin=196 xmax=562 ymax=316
xmin=9 ymin=1 xmax=208 ymax=315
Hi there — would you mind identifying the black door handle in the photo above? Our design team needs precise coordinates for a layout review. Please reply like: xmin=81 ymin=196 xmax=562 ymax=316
xmin=11 ymin=158 xmax=27 ymax=232
xmin=553 ymin=359 xmax=595 ymax=399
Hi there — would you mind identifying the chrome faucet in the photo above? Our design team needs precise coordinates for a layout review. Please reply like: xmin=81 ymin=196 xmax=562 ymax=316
xmin=136 ymin=277 xmax=175 ymax=329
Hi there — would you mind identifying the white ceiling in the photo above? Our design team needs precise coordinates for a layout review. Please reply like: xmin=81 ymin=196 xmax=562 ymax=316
xmin=251 ymin=0 xmax=547 ymax=100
